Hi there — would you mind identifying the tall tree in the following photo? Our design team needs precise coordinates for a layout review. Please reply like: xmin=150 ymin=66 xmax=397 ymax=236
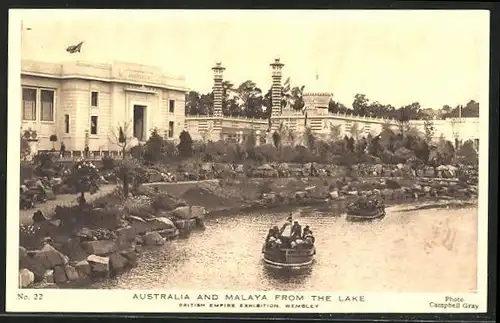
xmin=352 ymin=93 xmax=370 ymax=116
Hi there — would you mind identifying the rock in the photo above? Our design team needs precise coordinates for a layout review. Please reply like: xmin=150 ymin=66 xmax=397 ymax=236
xmin=116 ymin=226 xmax=136 ymax=249
xmin=385 ymin=179 xmax=401 ymax=189
xmin=19 ymin=269 xmax=35 ymax=288
xmin=120 ymin=249 xmax=138 ymax=267
xmin=295 ymin=191 xmax=307 ymax=199
xmin=49 ymin=219 xmax=61 ymax=227
xmin=329 ymin=190 xmax=339 ymax=199
xmin=381 ymin=188 xmax=393 ymax=200
xmin=43 ymin=270 xmax=54 ymax=283
xmin=64 ymin=265 xmax=79 ymax=281
xmin=347 ymin=191 xmax=358 ymax=196
xmin=423 ymin=186 xmax=432 ymax=193
xmin=146 ymin=217 xmax=176 ymax=231
xmin=171 ymin=206 xmax=191 ymax=220
xmin=19 ymin=246 xmax=27 ymax=259
xmin=412 ymin=184 xmax=423 ymax=191
xmin=190 ymin=206 xmax=206 ymax=220
xmin=53 ymin=265 xmax=67 ymax=284
xmin=75 ymin=260 xmax=91 ymax=278
xmin=87 ymin=255 xmax=110 ymax=275
xmin=81 ymin=240 xmax=118 ymax=256
xmin=33 ymin=243 xmax=68 ymax=269
xmin=19 ymin=254 xmax=46 ymax=281
xmin=135 ymin=235 xmax=144 ymax=245
xmin=109 ymin=253 xmax=128 ymax=273
xmin=32 ymin=210 xmax=48 ymax=223
xmin=423 ymin=167 xmax=435 ymax=177
xmin=143 ymin=231 xmax=164 ymax=246
xmin=157 ymin=228 xmax=179 ymax=240
xmin=128 ymin=215 xmax=151 ymax=235
xmin=62 ymin=238 xmax=88 ymax=262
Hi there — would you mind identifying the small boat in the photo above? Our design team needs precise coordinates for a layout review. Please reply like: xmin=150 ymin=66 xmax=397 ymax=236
xmin=262 ymin=244 xmax=316 ymax=269
xmin=346 ymin=206 xmax=386 ymax=222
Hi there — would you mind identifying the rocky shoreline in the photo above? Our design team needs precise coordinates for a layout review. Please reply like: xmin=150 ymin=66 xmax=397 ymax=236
xmin=19 ymin=166 xmax=478 ymax=289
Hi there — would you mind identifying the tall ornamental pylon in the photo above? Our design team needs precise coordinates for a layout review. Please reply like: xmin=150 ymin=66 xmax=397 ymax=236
xmin=212 ymin=62 xmax=225 ymax=139
xmin=270 ymin=58 xmax=284 ymax=130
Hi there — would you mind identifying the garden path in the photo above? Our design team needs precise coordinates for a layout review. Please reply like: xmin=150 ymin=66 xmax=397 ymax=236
xmin=19 ymin=184 xmax=117 ymax=226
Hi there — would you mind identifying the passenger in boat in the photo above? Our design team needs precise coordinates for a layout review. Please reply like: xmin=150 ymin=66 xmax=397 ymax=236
xmin=280 ymin=215 xmax=293 ymax=234
xmin=304 ymin=231 xmax=315 ymax=245
xmin=303 ymin=225 xmax=312 ymax=238
xmin=291 ymin=220 xmax=302 ymax=239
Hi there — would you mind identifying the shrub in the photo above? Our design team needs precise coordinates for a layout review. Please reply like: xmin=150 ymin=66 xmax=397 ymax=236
xmin=178 ymin=130 xmax=194 ymax=158
xmin=68 ymin=160 xmax=101 ymax=203
xmin=101 ymin=155 xmax=115 ymax=171
xmin=456 ymin=140 xmax=478 ymax=166
xmin=252 ymin=144 xmax=279 ymax=163
xmin=20 ymin=137 xmax=31 ymax=161
xmin=32 ymin=152 xmax=59 ymax=178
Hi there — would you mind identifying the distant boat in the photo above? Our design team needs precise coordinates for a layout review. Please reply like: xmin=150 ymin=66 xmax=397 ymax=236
xmin=346 ymin=206 xmax=386 ymax=222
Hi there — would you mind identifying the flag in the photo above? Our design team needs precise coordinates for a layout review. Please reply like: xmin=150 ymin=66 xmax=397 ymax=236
xmin=66 ymin=42 xmax=84 ymax=54
xmin=282 ymin=77 xmax=291 ymax=93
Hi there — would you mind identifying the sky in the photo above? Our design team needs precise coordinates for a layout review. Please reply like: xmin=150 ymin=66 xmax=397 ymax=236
xmin=14 ymin=9 xmax=489 ymax=110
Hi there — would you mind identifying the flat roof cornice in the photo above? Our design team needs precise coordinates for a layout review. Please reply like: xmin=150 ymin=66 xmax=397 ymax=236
xmin=21 ymin=71 xmax=190 ymax=92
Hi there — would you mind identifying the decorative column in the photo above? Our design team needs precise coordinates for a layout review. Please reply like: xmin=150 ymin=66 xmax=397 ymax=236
xmin=212 ymin=62 xmax=225 ymax=141
xmin=270 ymin=58 xmax=284 ymax=131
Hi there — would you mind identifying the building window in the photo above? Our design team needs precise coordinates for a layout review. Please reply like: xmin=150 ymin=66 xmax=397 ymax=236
xmin=22 ymin=88 xmax=36 ymax=120
xmin=91 ymin=91 xmax=99 ymax=107
xmin=64 ymin=114 xmax=70 ymax=134
xmin=168 ymin=121 xmax=174 ymax=138
xmin=169 ymin=99 xmax=175 ymax=113
xmin=90 ymin=116 xmax=98 ymax=135
xmin=40 ymin=89 xmax=55 ymax=121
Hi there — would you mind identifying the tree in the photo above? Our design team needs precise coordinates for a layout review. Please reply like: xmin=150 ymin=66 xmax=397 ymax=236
xmin=70 ymin=160 xmax=101 ymax=206
xmin=109 ymin=122 xmax=136 ymax=197
xmin=185 ymin=91 xmax=201 ymax=115
xmin=304 ymin=127 xmax=316 ymax=153
xmin=456 ymin=140 xmax=478 ymax=165
xmin=143 ymin=128 xmax=169 ymax=164
xmin=178 ymin=130 xmax=194 ymax=158
xmin=233 ymin=80 xmax=265 ymax=118
xmin=245 ymin=131 xmax=256 ymax=154
xmin=329 ymin=124 xmax=342 ymax=141
xmin=272 ymin=131 xmax=281 ymax=149
xmin=49 ymin=134 xmax=58 ymax=150
xmin=423 ymin=117 xmax=436 ymax=143
xmin=328 ymin=100 xmax=348 ymax=114
xmin=350 ymin=122 xmax=360 ymax=140
xmin=352 ymin=93 xmax=369 ymax=116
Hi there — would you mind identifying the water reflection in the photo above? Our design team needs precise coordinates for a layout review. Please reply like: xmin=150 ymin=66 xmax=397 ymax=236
xmin=262 ymin=261 xmax=313 ymax=284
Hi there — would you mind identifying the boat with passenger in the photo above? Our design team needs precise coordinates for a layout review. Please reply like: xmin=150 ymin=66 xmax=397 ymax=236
xmin=345 ymin=197 xmax=386 ymax=222
xmin=262 ymin=214 xmax=316 ymax=269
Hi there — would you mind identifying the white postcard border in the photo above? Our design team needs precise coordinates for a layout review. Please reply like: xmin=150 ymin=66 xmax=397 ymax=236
xmin=6 ymin=9 xmax=491 ymax=314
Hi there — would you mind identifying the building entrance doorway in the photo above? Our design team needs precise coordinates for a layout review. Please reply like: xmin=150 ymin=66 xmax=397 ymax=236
xmin=133 ymin=105 xmax=146 ymax=141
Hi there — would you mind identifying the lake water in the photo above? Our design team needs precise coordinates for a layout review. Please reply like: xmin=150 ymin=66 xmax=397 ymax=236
xmin=89 ymin=204 xmax=477 ymax=292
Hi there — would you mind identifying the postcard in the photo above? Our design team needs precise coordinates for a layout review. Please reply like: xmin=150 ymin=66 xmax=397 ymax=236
xmin=6 ymin=9 xmax=490 ymax=313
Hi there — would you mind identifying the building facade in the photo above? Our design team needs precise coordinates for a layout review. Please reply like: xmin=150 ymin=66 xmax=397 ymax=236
xmin=21 ymin=59 xmax=189 ymax=156
xmin=185 ymin=59 xmax=480 ymax=148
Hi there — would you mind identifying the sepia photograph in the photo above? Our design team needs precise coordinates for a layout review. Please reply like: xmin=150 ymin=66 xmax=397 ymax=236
xmin=6 ymin=9 xmax=490 ymax=313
